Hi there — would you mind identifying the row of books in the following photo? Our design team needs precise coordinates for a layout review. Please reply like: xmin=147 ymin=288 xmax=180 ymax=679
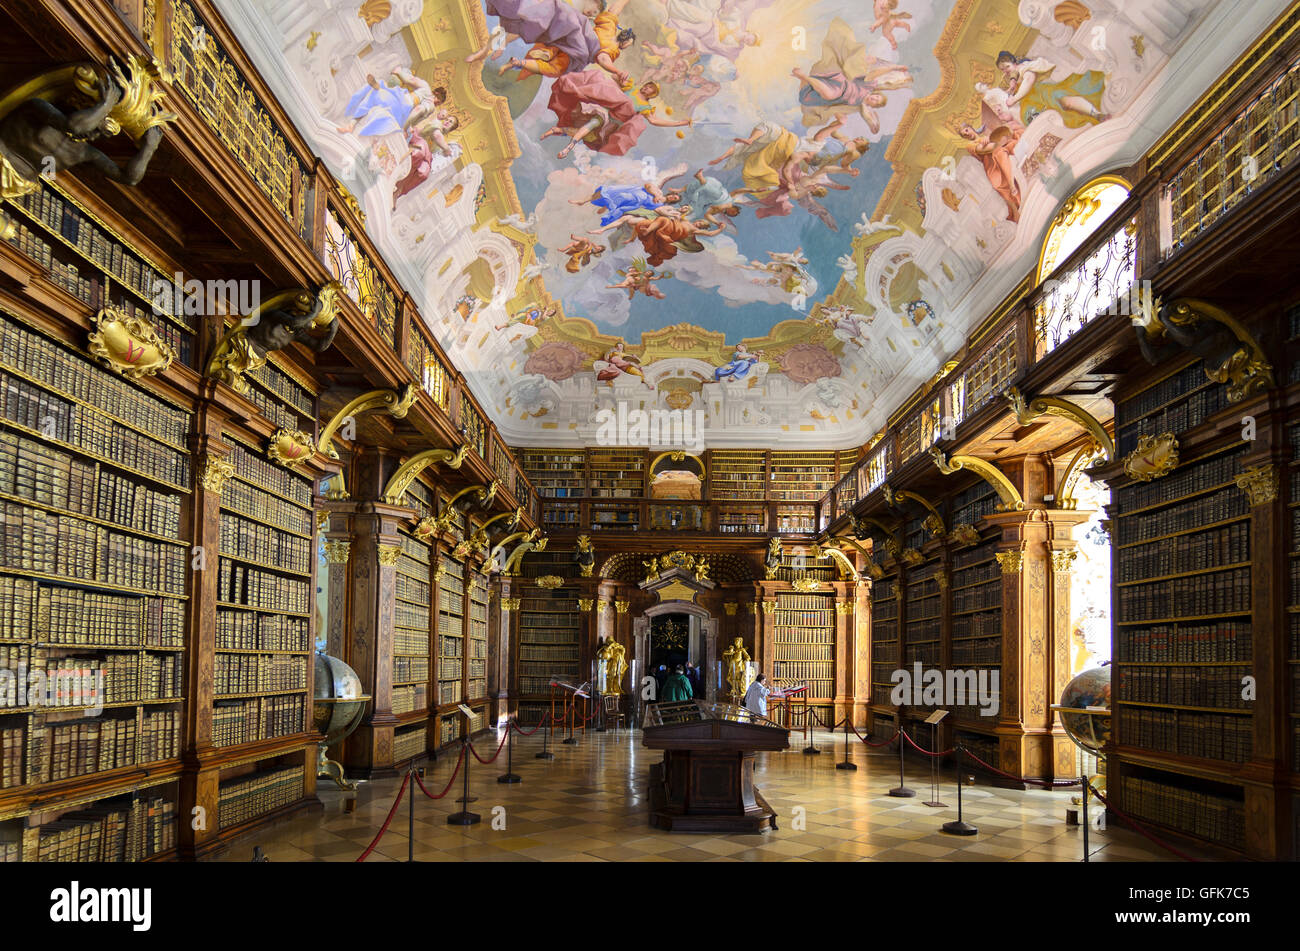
xmin=1114 ymin=448 xmax=1246 ymax=515
xmin=213 ymin=695 xmax=304 ymax=747
xmin=6 ymin=186 xmax=188 ymax=324
xmin=1118 ymin=520 xmax=1250 ymax=583
xmin=1116 ymin=385 xmax=1230 ymax=457
xmin=393 ymin=656 xmax=430 ymax=684
xmin=952 ymin=562 xmax=1001 ymax=588
xmin=770 ymin=623 xmax=835 ymax=642
xmin=1117 ymin=487 xmax=1247 ymax=546
xmin=392 ymin=684 xmax=427 ymax=715
xmin=872 ymin=620 xmax=899 ymax=641
xmin=225 ymin=442 xmax=312 ymax=509
xmin=20 ymin=710 xmax=180 ymax=786
xmin=397 ymin=573 xmax=430 ymax=606
xmin=438 ymin=635 xmax=463 ymax=659
xmin=777 ymin=514 xmax=817 ymax=533
xmin=952 ymin=638 xmax=1003 ymax=665
xmin=518 ymin=674 xmax=578 ymax=695
xmin=905 ymin=619 xmax=941 ymax=643
xmin=216 ymin=610 xmax=310 ymax=653
xmin=770 ymin=661 xmax=833 ymax=681
xmin=0 ymin=648 xmax=122 ymax=707
xmin=217 ymin=766 xmax=304 ymax=830
xmin=953 ymin=585 xmax=1002 ymax=613
xmin=438 ymin=680 xmax=463 ymax=705
xmin=392 ymin=726 xmax=426 ymax=764
xmin=518 ymin=615 xmax=577 ymax=631
xmin=2 ymin=579 xmax=182 ymax=647
xmin=96 ymin=466 xmax=184 ymax=539
xmin=220 ymin=513 xmax=311 ymax=575
xmin=905 ymin=643 xmax=941 ymax=665
xmin=240 ymin=384 xmax=303 ymax=435
xmin=0 ymin=312 xmax=186 ymax=447
xmin=1117 ymin=567 xmax=1250 ymax=622
xmin=0 ymin=376 xmax=189 ymax=489
xmin=469 ymin=636 xmax=487 ymax=660
xmin=221 ymin=476 xmax=312 ymax=537
xmin=246 ymin=360 xmax=314 ymax=417
xmin=1117 ymin=775 xmax=1245 ymax=849
xmin=519 ymin=628 xmax=579 ymax=646
xmin=394 ymin=629 xmax=427 ymax=655
xmin=214 ymin=654 xmax=307 ymax=696
xmin=1120 ymin=707 xmax=1252 ymax=763
xmin=399 ymin=533 xmax=430 ymax=564
xmin=1116 ymin=363 xmax=1216 ymax=427
xmin=770 ymin=643 xmax=833 ymax=661
xmin=438 ymin=592 xmax=464 ymax=616
xmin=217 ymin=559 xmax=310 ymax=614
xmin=953 ymin=541 xmax=999 ymax=570
xmin=0 ymin=501 xmax=187 ymax=593
xmin=439 ymin=716 xmax=459 ymax=745
xmin=437 ymin=615 xmax=462 ymax=637
xmin=467 ymin=677 xmax=487 ymax=699
xmin=1118 ymin=665 xmax=1253 ymax=709
xmin=35 ymin=795 xmax=177 ymax=862
xmin=872 ymin=662 xmax=898 ymax=688
xmin=468 ymin=658 xmax=486 ymax=678
xmin=395 ymin=600 xmax=430 ymax=633
xmin=1117 ymin=621 xmax=1252 ymax=662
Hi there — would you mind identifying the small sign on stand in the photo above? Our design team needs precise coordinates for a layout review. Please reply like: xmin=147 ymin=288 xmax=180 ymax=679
xmin=922 ymin=709 xmax=949 ymax=808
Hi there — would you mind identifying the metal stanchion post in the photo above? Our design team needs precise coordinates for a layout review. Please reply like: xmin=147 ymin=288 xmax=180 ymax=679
xmin=498 ymin=719 xmax=521 ymax=784
xmin=447 ymin=739 xmax=481 ymax=826
xmin=562 ymin=695 xmax=578 ymax=744
xmin=922 ymin=721 xmax=947 ymax=808
xmin=407 ymin=764 xmax=416 ymax=862
xmin=836 ymin=717 xmax=856 ymax=771
xmin=888 ymin=727 xmax=915 ymax=797
xmin=802 ymin=702 xmax=820 ymax=755
xmin=536 ymin=712 xmax=554 ymax=760
xmin=941 ymin=746 xmax=977 ymax=836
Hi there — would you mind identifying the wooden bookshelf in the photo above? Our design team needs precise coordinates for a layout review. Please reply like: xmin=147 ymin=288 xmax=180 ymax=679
xmin=902 ymin=518 xmax=943 ymax=725
xmin=516 ymin=553 xmax=580 ymax=699
xmin=949 ymin=482 xmax=1003 ymax=727
xmin=867 ymin=532 xmax=900 ymax=724
xmin=467 ymin=569 xmax=489 ymax=701
xmin=591 ymin=501 xmax=640 ymax=532
xmin=588 ymin=449 xmax=645 ymax=499
xmin=708 ymin=450 xmax=766 ymax=501
xmin=519 ymin=450 xmax=586 ymax=499
xmin=436 ymin=554 xmax=466 ymax=712
xmin=717 ymin=504 xmax=766 ymax=534
xmin=771 ymin=592 xmax=835 ymax=701
xmin=769 ymin=451 xmax=837 ymax=502
xmin=776 ymin=504 xmax=817 ymax=535
xmin=390 ymin=528 xmax=431 ymax=737
xmin=1290 ymin=418 xmax=1300 ymax=778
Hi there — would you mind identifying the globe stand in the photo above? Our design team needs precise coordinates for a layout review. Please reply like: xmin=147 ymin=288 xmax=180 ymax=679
xmin=941 ymin=746 xmax=978 ymax=836
xmin=887 ymin=728 xmax=914 ymax=798
xmin=497 ymin=719 xmax=521 ymax=784
xmin=836 ymin=717 xmax=856 ymax=771
xmin=447 ymin=739 xmax=480 ymax=826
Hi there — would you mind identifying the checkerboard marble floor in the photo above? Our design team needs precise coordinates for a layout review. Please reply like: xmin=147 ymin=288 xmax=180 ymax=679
xmin=214 ymin=728 xmax=1215 ymax=862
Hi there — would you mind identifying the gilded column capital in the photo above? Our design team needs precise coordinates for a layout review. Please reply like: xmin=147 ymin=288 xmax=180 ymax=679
xmin=1050 ymin=549 xmax=1077 ymax=573
xmin=578 ymin=598 xmax=595 ymax=611
xmin=502 ymin=597 xmax=521 ymax=611
xmin=197 ymin=454 xmax=235 ymax=494
xmin=323 ymin=540 xmax=352 ymax=564
xmin=1234 ymin=464 xmax=1277 ymax=507
xmin=377 ymin=544 xmax=401 ymax=567
xmin=834 ymin=601 xmax=854 ymax=615
xmin=760 ymin=600 xmax=777 ymax=615
xmin=995 ymin=550 xmax=1023 ymax=574
xmin=614 ymin=600 xmax=629 ymax=614
xmin=723 ymin=602 xmax=738 ymax=616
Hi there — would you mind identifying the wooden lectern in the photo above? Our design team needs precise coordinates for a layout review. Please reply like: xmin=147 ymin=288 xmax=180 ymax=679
xmin=642 ymin=700 xmax=790 ymax=833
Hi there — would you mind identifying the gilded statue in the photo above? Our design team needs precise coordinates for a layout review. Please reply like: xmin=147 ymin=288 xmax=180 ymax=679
xmin=643 ymin=555 xmax=660 ymax=581
xmin=207 ymin=283 xmax=342 ymax=394
xmin=764 ymin=536 xmax=783 ymax=580
xmin=596 ymin=638 xmax=627 ymax=696
xmin=694 ymin=557 xmax=710 ymax=582
xmin=721 ymin=637 xmax=752 ymax=702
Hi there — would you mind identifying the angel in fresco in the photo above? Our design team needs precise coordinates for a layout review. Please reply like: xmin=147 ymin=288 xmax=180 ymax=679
xmin=391 ymin=128 xmax=433 ymax=210
xmin=679 ymin=63 xmax=723 ymax=113
xmin=559 ymin=233 xmax=606 ymax=272
xmin=567 ymin=163 xmax=689 ymax=226
xmin=540 ymin=75 xmax=691 ymax=158
xmin=495 ymin=303 xmax=557 ymax=333
xmin=588 ymin=204 xmax=725 ymax=267
xmin=974 ymin=80 xmax=1025 ymax=135
xmin=869 ymin=0 xmax=913 ymax=51
xmin=744 ymin=248 xmax=812 ymax=294
xmin=472 ymin=0 xmax=637 ymax=87
xmin=995 ymin=50 xmax=1109 ymax=128
xmin=713 ymin=342 xmax=763 ymax=382
xmin=608 ymin=259 xmax=671 ymax=300
xmin=640 ymin=42 xmax=699 ymax=86
xmin=657 ymin=0 xmax=766 ymax=63
xmin=595 ymin=341 xmax=654 ymax=387
xmin=816 ymin=303 xmax=874 ymax=347
xmin=677 ymin=168 xmax=746 ymax=228
xmin=793 ymin=18 xmax=913 ymax=132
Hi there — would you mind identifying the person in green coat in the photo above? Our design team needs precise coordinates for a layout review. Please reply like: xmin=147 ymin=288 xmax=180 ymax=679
xmin=661 ymin=664 xmax=694 ymax=702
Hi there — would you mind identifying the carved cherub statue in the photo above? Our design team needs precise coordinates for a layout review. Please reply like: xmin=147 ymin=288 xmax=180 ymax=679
xmin=643 ymin=555 xmax=660 ymax=580
xmin=694 ymin=557 xmax=710 ymax=582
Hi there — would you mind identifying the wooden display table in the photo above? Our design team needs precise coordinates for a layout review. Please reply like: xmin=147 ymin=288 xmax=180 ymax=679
xmin=642 ymin=700 xmax=790 ymax=833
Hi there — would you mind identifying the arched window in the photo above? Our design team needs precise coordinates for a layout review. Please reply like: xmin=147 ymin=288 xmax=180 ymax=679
xmin=1034 ymin=176 xmax=1137 ymax=357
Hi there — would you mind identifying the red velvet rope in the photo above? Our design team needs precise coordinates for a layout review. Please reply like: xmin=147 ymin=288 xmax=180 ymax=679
xmin=355 ymin=771 xmax=410 ymax=862
xmin=510 ymin=713 xmax=550 ymax=736
xmin=468 ymin=730 xmax=510 ymax=764
xmin=959 ymin=747 xmax=1081 ymax=788
xmin=1086 ymin=783 xmax=1201 ymax=862
xmin=845 ymin=720 xmax=901 ymax=747
xmin=900 ymin=728 xmax=956 ymax=758
xmin=412 ymin=744 xmax=467 ymax=800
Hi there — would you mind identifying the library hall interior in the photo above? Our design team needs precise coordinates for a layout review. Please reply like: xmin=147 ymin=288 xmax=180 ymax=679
xmin=0 ymin=0 xmax=1299 ymax=875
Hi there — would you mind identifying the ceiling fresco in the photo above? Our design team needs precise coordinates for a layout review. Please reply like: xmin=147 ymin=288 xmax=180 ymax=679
xmin=221 ymin=0 xmax=1257 ymax=447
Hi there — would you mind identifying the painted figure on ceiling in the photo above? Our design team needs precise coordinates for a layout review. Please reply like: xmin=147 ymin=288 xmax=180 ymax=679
xmin=608 ymin=258 xmax=671 ymax=300
xmin=559 ymin=233 xmax=606 ymax=272
xmin=337 ymin=68 xmax=446 ymax=138
xmin=713 ymin=342 xmax=762 ymax=382
xmin=391 ymin=128 xmax=432 ymax=210
xmin=996 ymin=51 xmax=1109 ymax=128
xmin=678 ymin=168 xmax=744 ymax=228
xmin=595 ymin=341 xmax=653 ymax=387
xmin=658 ymin=0 xmax=767 ymax=63
xmin=959 ymin=121 xmax=1023 ymax=223
xmin=589 ymin=203 xmax=726 ymax=267
xmin=794 ymin=19 xmax=913 ymax=132
xmin=541 ymin=75 xmax=690 ymax=158
xmin=471 ymin=0 xmax=636 ymax=86
xmin=568 ymin=164 xmax=687 ymax=226
xmin=869 ymin=0 xmax=912 ymax=51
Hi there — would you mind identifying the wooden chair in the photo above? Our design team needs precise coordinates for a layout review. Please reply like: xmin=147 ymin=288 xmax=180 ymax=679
xmin=602 ymin=693 xmax=626 ymax=732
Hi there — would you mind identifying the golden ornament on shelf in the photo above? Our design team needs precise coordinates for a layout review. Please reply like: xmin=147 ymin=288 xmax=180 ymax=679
xmin=87 ymin=305 xmax=175 ymax=378
xmin=323 ymin=540 xmax=352 ymax=564
xmin=791 ymin=573 xmax=824 ymax=592
xmin=1122 ymin=432 xmax=1179 ymax=483
xmin=377 ymin=544 xmax=401 ymax=567
xmin=1235 ymin=463 xmax=1277 ymax=507
xmin=197 ymin=454 xmax=235 ymax=494
xmin=948 ymin=523 xmax=981 ymax=547
xmin=268 ymin=428 xmax=315 ymax=467
xmin=535 ymin=574 xmax=564 ymax=589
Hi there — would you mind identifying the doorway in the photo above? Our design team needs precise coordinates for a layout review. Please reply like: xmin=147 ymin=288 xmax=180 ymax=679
xmin=649 ymin=612 xmax=691 ymax=672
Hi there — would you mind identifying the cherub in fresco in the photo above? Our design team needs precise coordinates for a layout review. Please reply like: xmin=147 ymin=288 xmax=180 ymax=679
xmin=744 ymin=248 xmax=811 ymax=294
xmin=679 ymin=63 xmax=723 ymax=113
xmin=869 ymin=0 xmax=913 ymax=51
xmin=560 ymin=233 xmax=606 ymax=273
xmin=608 ymin=258 xmax=671 ymax=300
xmin=588 ymin=204 xmax=725 ymax=267
xmin=996 ymin=51 xmax=1109 ymax=127
xmin=337 ymin=68 xmax=447 ymax=138
xmin=540 ymin=77 xmax=691 ymax=159
xmin=595 ymin=341 xmax=654 ymax=387
xmin=657 ymin=0 xmax=765 ymax=63
xmin=793 ymin=18 xmax=913 ymax=132
xmin=640 ymin=42 xmax=699 ymax=86
xmin=974 ymin=80 xmax=1025 ymax=135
